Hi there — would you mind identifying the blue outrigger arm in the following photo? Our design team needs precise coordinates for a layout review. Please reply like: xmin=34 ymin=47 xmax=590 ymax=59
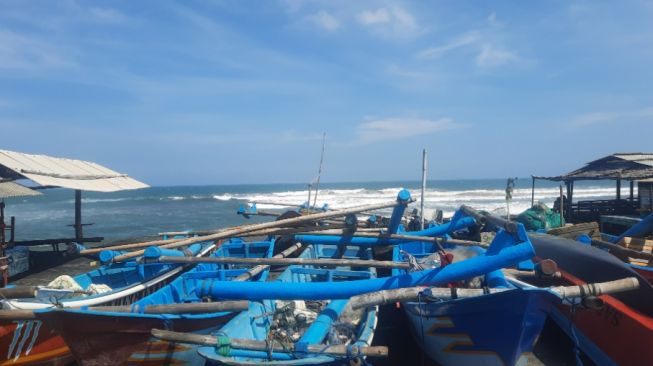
xmin=294 ymin=208 xmax=477 ymax=247
xmin=197 ymin=224 xmax=534 ymax=300
xmin=611 ymin=211 xmax=653 ymax=243
xmin=297 ymin=299 xmax=349 ymax=346
xmin=387 ymin=189 xmax=411 ymax=234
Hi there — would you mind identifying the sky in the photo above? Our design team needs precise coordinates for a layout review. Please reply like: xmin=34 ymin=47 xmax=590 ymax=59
xmin=0 ymin=0 xmax=652 ymax=186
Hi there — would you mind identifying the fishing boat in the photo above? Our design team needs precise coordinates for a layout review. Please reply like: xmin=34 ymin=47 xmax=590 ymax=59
xmin=33 ymin=238 xmax=275 ymax=366
xmin=387 ymin=208 xmax=559 ymax=366
xmin=525 ymin=233 xmax=653 ymax=366
xmin=192 ymin=242 xmax=380 ymax=366
xmin=0 ymin=237 xmax=216 ymax=366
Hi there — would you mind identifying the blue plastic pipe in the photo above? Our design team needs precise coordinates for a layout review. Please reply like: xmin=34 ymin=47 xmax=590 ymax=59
xmin=98 ymin=250 xmax=128 ymax=264
xmin=611 ymin=211 xmax=653 ymax=243
xmin=198 ymin=240 xmax=534 ymax=300
xmin=143 ymin=243 xmax=203 ymax=259
xmin=298 ymin=299 xmax=349 ymax=344
xmin=406 ymin=216 xmax=476 ymax=237
xmin=388 ymin=189 xmax=411 ymax=234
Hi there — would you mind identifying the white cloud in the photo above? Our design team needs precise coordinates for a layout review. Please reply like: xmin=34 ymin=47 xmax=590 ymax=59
xmin=570 ymin=108 xmax=653 ymax=127
xmin=356 ymin=6 xmax=420 ymax=39
xmin=358 ymin=8 xmax=391 ymax=25
xmin=416 ymin=31 xmax=480 ymax=59
xmin=88 ymin=7 xmax=127 ymax=24
xmin=475 ymin=43 xmax=519 ymax=68
xmin=307 ymin=10 xmax=340 ymax=32
xmin=354 ymin=117 xmax=460 ymax=144
xmin=0 ymin=29 xmax=77 ymax=70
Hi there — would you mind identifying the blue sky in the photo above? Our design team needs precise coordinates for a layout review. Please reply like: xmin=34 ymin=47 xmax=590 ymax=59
xmin=1 ymin=1 xmax=652 ymax=186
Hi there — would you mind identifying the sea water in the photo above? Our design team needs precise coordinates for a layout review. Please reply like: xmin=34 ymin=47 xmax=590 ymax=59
xmin=2 ymin=179 xmax=624 ymax=242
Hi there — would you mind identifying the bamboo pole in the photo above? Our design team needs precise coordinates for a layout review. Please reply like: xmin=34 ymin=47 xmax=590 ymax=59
xmin=113 ymin=199 xmax=411 ymax=262
xmin=0 ymin=286 xmax=38 ymax=298
xmin=89 ymin=300 xmax=248 ymax=314
xmin=420 ymin=148 xmax=427 ymax=230
xmin=80 ymin=237 xmax=186 ymax=255
xmin=591 ymin=238 xmax=653 ymax=261
xmin=0 ymin=309 xmax=36 ymax=320
xmin=350 ymin=277 xmax=640 ymax=310
xmin=150 ymin=328 xmax=388 ymax=357
xmin=158 ymin=255 xmax=412 ymax=270
xmin=233 ymin=243 xmax=304 ymax=281
xmin=295 ymin=230 xmax=488 ymax=248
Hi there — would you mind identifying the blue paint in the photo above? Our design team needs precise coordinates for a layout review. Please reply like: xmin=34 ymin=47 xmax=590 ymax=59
xmin=198 ymin=239 xmax=534 ymax=300
xmin=407 ymin=216 xmax=476 ymax=237
xmin=98 ymin=250 xmax=127 ymax=264
xmin=612 ymin=211 xmax=653 ymax=243
xmin=143 ymin=243 xmax=202 ymax=259
xmin=299 ymin=299 xmax=349 ymax=345
xmin=388 ymin=189 xmax=411 ymax=234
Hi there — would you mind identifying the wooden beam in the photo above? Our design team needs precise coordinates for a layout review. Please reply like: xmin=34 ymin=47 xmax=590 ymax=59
xmin=158 ymin=255 xmax=412 ymax=270
xmin=89 ymin=300 xmax=248 ymax=314
xmin=113 ymin=198 xmax=411 ymax=262
xmin=151 ymin=329 xmax=388 ymax=357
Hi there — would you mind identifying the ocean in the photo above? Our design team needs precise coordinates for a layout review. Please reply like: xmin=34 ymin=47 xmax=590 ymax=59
xmin=2 ymin=178 xmax=623 ymax=243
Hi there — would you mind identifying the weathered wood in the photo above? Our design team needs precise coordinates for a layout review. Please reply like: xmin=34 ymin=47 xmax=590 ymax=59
xmin=81 ymin=225 xmax=337 ymax=256
xmin=460 ymin=205 xmax=517 ymax=233
xmin=114 ymin=199 xmax=410 ymax=262
xmin=549 ymin=277 xmax=640 ymax=299
xmin=350 ymin=287 xmax=509 ymax=309
xmin=591 ymin=238 xmax=653 ymax=261
xmin=350 ymin=277 xmax=640 ymax=310
xmin=158 ymin=255 xmax=411 ymax=269
xmin=233 ymin=243 xmax=304 ymax=281
xmin=80 ymin=237 xmax=186 ymax=255
xmin=150 ymin=328 xmax=388 ymax=357
xmin=295 ymin=230 xmax=488 ymax=248
xmin=0 ymin=286 xmax=38 ymax=298
xmin=547 ymin=222 xmax=599 ymax=239
xmin=0 ymin=309 xmax=36 ymax=320
xmin=90 ymin=300 xmax=248 ymax=314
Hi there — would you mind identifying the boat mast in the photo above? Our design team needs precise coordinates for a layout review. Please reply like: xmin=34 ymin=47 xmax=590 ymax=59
xmin=312 ymin=133 xmax=326 ymax=209
xmin=420 ymin=148 xmax=427 ymax=230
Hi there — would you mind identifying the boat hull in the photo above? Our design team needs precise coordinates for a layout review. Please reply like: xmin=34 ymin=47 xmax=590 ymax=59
xmin=0 ymin=320 xmax=72 ymax=366
xmin=403 ymin=289 xmax=555 ymax=366
xmin=35 ymin=310 xmax=236 ymax=366
xmin=530 ymin=234 xmax=653 ymax=366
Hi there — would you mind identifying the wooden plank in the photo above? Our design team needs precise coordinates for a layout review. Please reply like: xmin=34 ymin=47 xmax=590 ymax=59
xmin=547 ymin=222 xmax=599 ymax=239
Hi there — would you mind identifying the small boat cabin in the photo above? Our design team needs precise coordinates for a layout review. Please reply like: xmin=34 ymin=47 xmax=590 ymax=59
xmin=532 ymin=153 xmax=653 ymax=228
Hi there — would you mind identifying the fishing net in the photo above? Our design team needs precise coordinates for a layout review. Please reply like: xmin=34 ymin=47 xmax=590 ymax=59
xmin=516 ymin=203 xmax=562 ymax=231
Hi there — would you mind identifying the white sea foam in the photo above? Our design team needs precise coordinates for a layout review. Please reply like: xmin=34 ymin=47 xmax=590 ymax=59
xmin=211 ymin=185 xmax=625 ymax=218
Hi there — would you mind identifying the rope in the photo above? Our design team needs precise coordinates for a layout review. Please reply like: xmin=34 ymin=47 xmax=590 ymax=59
xmin=215 ymin=332 xmax=231 ymax=357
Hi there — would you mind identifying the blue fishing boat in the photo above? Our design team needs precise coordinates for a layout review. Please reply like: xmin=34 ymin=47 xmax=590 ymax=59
xmin=196 ymin=243 xmax=379 ymax=366
xmin=391 ymin=210 xmax=558 ymax=366
xmin=33 ymin=238 xmax=275 ymax=366
xmin=0 ymin=237 xmax=215 ymax=365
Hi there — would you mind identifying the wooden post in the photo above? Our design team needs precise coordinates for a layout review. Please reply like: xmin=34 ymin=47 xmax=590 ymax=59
xmin=0 ymin=201 xmax=5 ymax=248
xmin=74 ymin=190 xmax=83 ymax=240
xmin=420 ymin=148 xmax=427 ymax=230
xmin=616 ymin=179 xmax=622 ymax=200
xmin=630 ymin=181 xmax=635 ymax=202
xmin=566 ymin=181 xmax=574 ymax=221
xmin=531 ymin=177 xmax=535 ymax=207
xmin=559 ymin=185 xmax=565 ymax=226
xmin=9 ymin=217 xmax=14 ymax=244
